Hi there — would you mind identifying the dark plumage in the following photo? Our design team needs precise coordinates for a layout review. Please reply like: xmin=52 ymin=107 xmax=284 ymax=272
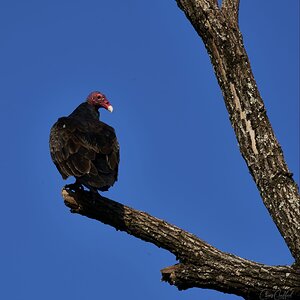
xmin=49 ymin=91 xmax=119 ymax=191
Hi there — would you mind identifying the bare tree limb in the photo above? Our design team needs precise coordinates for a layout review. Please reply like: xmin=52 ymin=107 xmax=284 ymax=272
xmin=161 ymin=263 xmax=300 ymax=299
xmin=176 ymin=0 xmax=219 ymax=11
xmin=221 ymin=0 xmax=240 ymax=25
xmin=175 ymin=0 xmax=300 ymax=265
xmin=62 ymin=188 xmax=300 ymax=299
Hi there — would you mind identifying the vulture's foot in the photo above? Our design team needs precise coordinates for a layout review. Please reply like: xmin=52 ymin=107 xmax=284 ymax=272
xmin=65 ymin=181 xmax=83 ymax=192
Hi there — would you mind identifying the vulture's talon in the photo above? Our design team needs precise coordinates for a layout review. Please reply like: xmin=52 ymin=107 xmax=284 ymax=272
xmin=65 ymin=182 xmax=83 ymax=192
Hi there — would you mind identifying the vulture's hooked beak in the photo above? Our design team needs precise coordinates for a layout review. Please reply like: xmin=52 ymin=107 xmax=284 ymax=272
xmin=107 ymin=105 xmax=113 ymax=113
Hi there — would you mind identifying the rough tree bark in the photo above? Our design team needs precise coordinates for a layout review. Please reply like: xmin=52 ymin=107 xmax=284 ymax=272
xmin=62 ymin=1 xmax=300 ymax=299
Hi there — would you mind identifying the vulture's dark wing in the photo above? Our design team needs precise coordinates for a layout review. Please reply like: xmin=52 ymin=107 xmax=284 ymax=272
xmin=49 ymin=116 xmax=119 ymax=190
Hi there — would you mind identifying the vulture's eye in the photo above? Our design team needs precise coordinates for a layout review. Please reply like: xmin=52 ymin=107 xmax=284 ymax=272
xmin=97 ymin=95 xmax=101 ymax=99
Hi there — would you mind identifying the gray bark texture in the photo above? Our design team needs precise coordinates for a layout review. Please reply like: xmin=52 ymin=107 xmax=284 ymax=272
xmin=62 ymin=0 xmax=300 ymax=299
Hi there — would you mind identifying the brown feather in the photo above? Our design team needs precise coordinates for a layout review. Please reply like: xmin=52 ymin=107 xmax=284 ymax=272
xmin=49 ymin=102 xmax=119 ymax=191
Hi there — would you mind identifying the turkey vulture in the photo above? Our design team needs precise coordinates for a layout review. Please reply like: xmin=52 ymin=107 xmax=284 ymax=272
xmin=49 ymin=91 xmax=119 ymax=192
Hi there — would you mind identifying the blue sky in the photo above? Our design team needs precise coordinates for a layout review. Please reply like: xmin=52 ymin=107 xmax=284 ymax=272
xmin=0 ymin=1 xmax=298 ymax=299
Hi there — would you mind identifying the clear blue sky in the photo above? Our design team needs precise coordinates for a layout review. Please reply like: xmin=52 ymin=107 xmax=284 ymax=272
xmin=0 ymin=1 xmax=299 ymax=299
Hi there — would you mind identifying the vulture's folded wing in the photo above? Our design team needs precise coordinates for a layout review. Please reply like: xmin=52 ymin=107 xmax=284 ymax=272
xmin=49 ymin=116 xmax=119 ymax=185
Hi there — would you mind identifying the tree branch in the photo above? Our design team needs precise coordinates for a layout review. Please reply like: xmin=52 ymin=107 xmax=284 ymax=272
xmin=175 ymin=0 xmax=300 ymax=265
xmin=176 ymin=0 xmax=219 ymax=11
xmin=221 ymin=0 xmax=240 ymax=25
xmin=62 ymin=188 xmax=300 ymax=299
xmin=161 ymin=263 xmax=300 ymax=299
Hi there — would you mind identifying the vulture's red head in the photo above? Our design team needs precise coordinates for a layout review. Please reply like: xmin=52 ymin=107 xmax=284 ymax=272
xmin=86 ymin=91 xmax=113 ymax=112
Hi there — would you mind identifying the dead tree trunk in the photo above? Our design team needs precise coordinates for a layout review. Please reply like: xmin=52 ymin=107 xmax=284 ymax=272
xmin=62 ymin=0 xmax=300 ymax=299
